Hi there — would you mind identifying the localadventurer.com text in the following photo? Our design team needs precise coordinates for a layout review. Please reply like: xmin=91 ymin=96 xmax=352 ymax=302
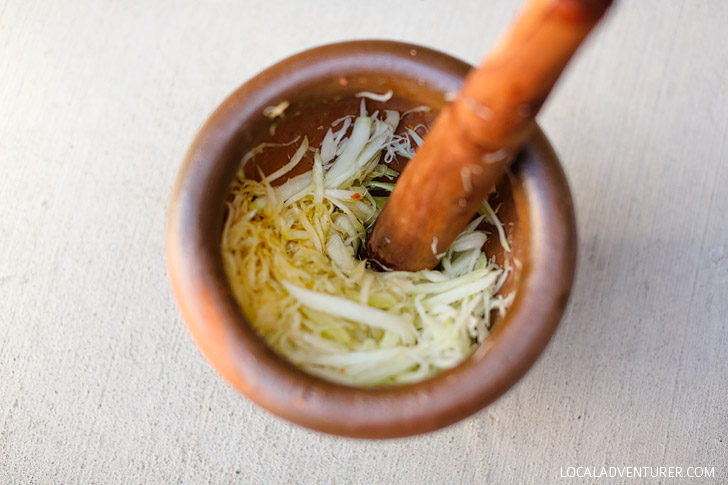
xmin=559 ymin=466 xmax=715 ymax=480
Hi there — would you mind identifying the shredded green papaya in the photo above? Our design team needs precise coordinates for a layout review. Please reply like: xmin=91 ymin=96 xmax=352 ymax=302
xmin=222 ymin=100 xmax=514 ymax=387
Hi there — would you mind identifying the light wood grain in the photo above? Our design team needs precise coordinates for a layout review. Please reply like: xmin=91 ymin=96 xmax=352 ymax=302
xmin=0 ymin=0 xmax=726 ymax=483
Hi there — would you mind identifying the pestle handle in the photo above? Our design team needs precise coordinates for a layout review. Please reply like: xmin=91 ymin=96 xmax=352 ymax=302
xmin=366 ymin=0 xmax=613 ymax=271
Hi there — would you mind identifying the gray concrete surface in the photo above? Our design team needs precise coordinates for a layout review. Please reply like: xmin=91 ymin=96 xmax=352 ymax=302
xmin=1 ymin=1 xmax=726 ymax=483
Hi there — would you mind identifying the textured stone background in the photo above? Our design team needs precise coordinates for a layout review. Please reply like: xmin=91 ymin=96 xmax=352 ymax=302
xmin=1 ymin=1 xmax=726 ymax=483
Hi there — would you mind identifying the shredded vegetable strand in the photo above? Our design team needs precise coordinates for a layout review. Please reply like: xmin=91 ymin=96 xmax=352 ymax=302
xmin=222 ymin=107 xmax=514 ymax=387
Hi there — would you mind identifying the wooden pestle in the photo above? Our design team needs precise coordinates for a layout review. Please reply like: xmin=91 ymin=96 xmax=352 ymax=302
xmin=366 ymin=0 xmax=613 ymax=271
